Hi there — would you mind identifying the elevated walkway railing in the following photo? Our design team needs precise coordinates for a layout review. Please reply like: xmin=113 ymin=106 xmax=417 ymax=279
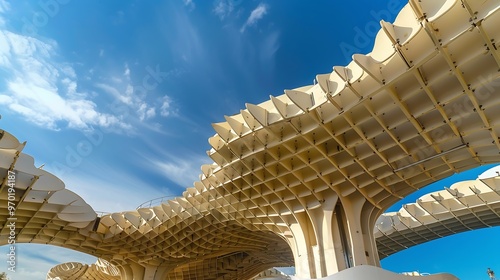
xmin=95 ymin=211 xmax=110 ymax=217
xmin=136 ymin=196 xmax=176 ymax=209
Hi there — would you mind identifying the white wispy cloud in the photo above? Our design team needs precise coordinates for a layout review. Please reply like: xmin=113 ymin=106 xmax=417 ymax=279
xmin=0 ymin=28 xmax=130 ymax=131
xmin=165 ymin=6 xmax=203 ymax=63
xmin=52 ymin=162 xmax=169 ymax=213
xmin=138 ymin=139 xmax=210 ymax=188
xmin=0 ymin=0 xmax=9 ymax=13
xmin=95 ymin=64 xmax=179 ymax=124
xmin=259 ymin=30 xmax=280 ymax=73
xmin=160 ymin=95 xmax=173 ymax=117
xmin=95 ymin=83 xmax=133 ymax=105
xmin=138 ymin=103 xmax=156 ymax=121
xmin=213 ymin=0 xmax=235 ymax=20
xmin=1 ymin=244 xmax=96 ymax=280
xmin=240 ymin=3 xmax=268 ymax=33
xmin=0 ymin=0 xmax=9 ymax=26
xmin=0 ymin=12 xmax=176 ymax=133
xmin=183 ymin=0 xmax=195 ymax=10
xmin=149 ymin=155 xmax=207 ymax=188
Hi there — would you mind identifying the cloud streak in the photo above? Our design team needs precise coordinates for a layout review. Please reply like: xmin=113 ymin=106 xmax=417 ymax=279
xmin=0 ymin=0 xmax=8 ymax=26
xmin=148 ymin=155 xmax=207 ymax=188
xmin=0 ymin=17 xmax=176 ymax=134
xmin=240 ymin=3 xmax=268 ymax=32
xmin=95 ymin=64 xmax=181 ymax=126
xmin=137 ymin=138 xmax=210 ymax=189
xmin=213 ymin=0 xmax=235 ymax=20
xmin=0 ymin=29 xmax=130 ymax=132
xmin=0 ymin=244 xmax=96 ymax=280
xmin=55 ymin=161 xmax=169 ymax=213
xmin=183 ymin=0 xmax=195 ymax=10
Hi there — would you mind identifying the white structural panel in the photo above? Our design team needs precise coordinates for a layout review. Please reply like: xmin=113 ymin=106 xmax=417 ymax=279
xmin=375 ymin=165 xmax=500 ymax=257
xmin=0 ymin=130 xmax=96 ymax=243
xmin=47 ymin=263 xmax=287 ymax=280
xmin=47 ymin=258 xmax=121 ymax=280
xmin=3 ymin=0 xmax=500 ymax=279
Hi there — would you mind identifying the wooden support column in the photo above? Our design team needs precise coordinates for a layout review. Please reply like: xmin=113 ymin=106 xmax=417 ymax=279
xmin=117 ymin=262 xmax=145 ymax=280
xmin=143 ymin=264 xmax=172 ymax=280
xmin=287 ymin=212 xmax=318 ymax=279
xmin=308 ymin=194 xmax=340 ymax=277
xmin=340 ymin=194 xmax=380 ymax=267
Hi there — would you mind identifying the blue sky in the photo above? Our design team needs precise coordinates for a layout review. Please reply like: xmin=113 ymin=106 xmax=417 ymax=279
xmin=0 ymin=0 xmax=497 ymax=279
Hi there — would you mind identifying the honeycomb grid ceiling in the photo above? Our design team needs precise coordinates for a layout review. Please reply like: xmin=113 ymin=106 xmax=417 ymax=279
xmin=1 ymin=0 xmax=500 ymax=279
